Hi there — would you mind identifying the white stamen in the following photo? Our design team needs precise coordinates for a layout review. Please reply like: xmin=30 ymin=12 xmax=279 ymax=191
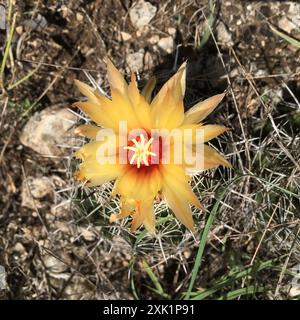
xmin=124 ymin=134 xmax=157 ymax=168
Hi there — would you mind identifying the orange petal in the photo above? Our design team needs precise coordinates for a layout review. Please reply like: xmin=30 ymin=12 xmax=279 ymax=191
xmin=183 ymin=93 xmax=226 ymax=124
xmin=142 ymin=201 xmax=156 ymax=234
xmin=130 ymin=201 xmax=145 ymax=232
xmin=116 ymin=166 xmax=162 ymax=201
xmin=110 ymin=198 xmax=135 ymax=223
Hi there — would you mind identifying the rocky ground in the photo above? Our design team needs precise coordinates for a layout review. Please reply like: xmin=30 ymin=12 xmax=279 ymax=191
xmin=0 ymin=0 xmax=300 ymax=300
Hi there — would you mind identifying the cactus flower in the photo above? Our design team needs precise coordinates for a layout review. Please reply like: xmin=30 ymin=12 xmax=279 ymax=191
xmin=73 ymin=59 xmax=231 ymax=233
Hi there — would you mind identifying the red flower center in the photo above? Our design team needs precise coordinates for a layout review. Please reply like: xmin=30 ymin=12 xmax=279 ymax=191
xmin=124 ymin=132 xmax=163 ymax=168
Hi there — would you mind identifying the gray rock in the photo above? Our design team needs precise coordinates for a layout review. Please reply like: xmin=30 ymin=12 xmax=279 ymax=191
xmin=78 ymin=227 xmax=96 ymax=242
xmin=20 ymin=106 xmax=77 ymax=156
xmin=148 ymin=35 xmax=159 ymax=44
xmin=120 ymin=31 xmax=132 ymax=41
xmin=0 ymin=4 xmax=5 ymax=30
xmin=278 ymin=17 xmax=293 ymax=34
xmin=216 ymin=21 xmax=233 ymax=46
xmin=21 ymin=176 xmax=53 ymax=209
xmin=129 ymin=0 xmax=157 ymax=29
xmin=43 ymin=252 xmax=70 ymax=274
xmin=126 ymin=50 xmax=145 ymax=72
xmin=24 ymin=13 xmax=47 ymax=32
xmin=275 ymin=2 xmax=300 ymax=33
xmin=287 ymin=2 xmax=300 ymax=29
xmin=157 ymin=36 xmax=174 ymax=53
xmin=63 ymin=275 xmax=93 ymax=299
xmin=50 ymin=201 xmax=70 ymax=218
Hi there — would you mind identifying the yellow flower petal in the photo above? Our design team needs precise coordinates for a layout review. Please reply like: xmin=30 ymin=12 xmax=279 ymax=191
xmin=74 ymin=79 xmax=100 ymax=104
xmin=74 ymin=126 xmax=122 ymax=159
xmin=142 ymin=201 xmax=156 ymax=234
xmin=184 ymin=144 xmax=232 ymax=173
xmin=109 ymin=197 xmax=155 ymax=233
xmin=106 ymin=57 xmax=128 ymax=95
xmin=179 ymin=124 xmax=230 ymax=144
xmin=128 ymin=74 xmax=152 ymax=131
xmin=120 ymin=198 xmax=136 ymax=218
xmin=151 ymin=87 xmax=184 ymax=129
xmin=116 ymin=166 xmax=162 ymax=201
xmin=74 ymin=124 xmax=101 ymax=139
xmin=72 ymin=101 xmax=115 ymax=129
xmin=203 ymin=145 xmax=232 ymax=168
xmin=178 ymin=61 xmax=187 ymax=97
xmin=110 ymin=88 xmax=142 ymax=131
xmin=141 ymin=77 xmax=156 ymax=103
xmin=165 ymin=92 xmax=185 ymax=129
xmin=161 ymin=164 xmax=202 ymax=209
xmin=75 ymin=162 xmax=125 ymax=187
xmin=162 ymin=184 xmax=194 ymax=231
xmin=160 ymin=164 xmax=205 ymax=230
xmin=151 ymin=62 xmax=186 ymax=129
xmin=199 ymin=124 xmax=230 ymax=142
xmin=183 ymin=93 xmax=226 ymax=124
xmin=74 ymin=140 xmax=105 ymax=160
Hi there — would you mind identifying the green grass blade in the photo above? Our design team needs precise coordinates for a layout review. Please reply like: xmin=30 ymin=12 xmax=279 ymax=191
xmin=217 ymin=285 xmax=265 ymax=300
xmin=7 ymin=64 xmax=41 ymax=91
xmin=190 ymin=258 xmax=277 ymax=300
xmin=198 ymin=0 xmax=215 ymax=49
xmin=184 ymin=184 xmax=229 ymax=299
xmin=142 ymin=259 xmax=170 ymax=299
xmin=270 ymin=25 xmax=300 ymax=49
xmin=130 ymin=275 xmax=139 ymax=300
xmin=184 ymin=171 xmax=298 ymax=300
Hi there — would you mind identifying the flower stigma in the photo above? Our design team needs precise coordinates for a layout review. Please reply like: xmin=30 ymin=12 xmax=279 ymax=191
xmin=124 ymin=133 xmax=157 ymax=168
